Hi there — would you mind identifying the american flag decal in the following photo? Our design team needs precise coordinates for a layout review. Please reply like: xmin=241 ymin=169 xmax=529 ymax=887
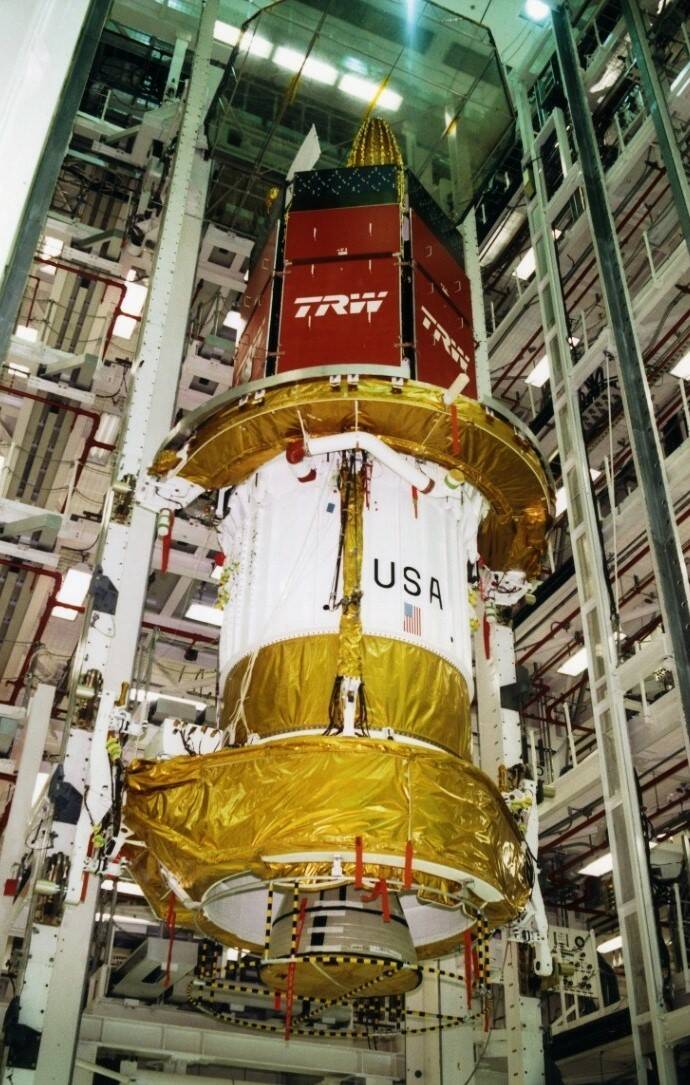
xmin=403 ymin=601 xmax=421 ymax=636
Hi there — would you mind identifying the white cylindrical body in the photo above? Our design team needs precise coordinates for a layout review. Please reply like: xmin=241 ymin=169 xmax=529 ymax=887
xmin=218 ymin=449 xmax=485 ymax=744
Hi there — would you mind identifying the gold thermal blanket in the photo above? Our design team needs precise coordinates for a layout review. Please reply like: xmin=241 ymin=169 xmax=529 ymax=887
xmin=222 ymin=634 xmax=471 ymax=756
xmin=125 ymin=736 xmax=530 ymax=945
xmin=151 ymin=380 xmax=552 ymax=575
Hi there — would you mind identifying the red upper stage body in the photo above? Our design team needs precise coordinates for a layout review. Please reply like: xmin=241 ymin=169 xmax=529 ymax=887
xmin=233 ymin=164 xmax=477 ymax=398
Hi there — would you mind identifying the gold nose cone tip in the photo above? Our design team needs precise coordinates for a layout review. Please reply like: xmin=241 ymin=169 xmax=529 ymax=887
xmin=347 ymin=116 xmax=404 ymax=168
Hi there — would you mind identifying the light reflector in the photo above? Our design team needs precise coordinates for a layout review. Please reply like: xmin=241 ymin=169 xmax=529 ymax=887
xmin=273 ymin=47 xmax=337 ymax=85
xmin=671 ymin=351 xmax=690 ymax=380
xmin=185 ymin=602 xmax=223 ymax=627
xmin=515 ymin=248 xmax=536 ymax=281
xmin=557 ymin=646 xmax=588 ymax=676
xmin=579 ymin=852 xmax=613 ymax=877
xmin=54 ymin=569 xmax=91 ymax=620
xmin=213 ymin=20 xmax=240 ymax=46
xmin=597 ymin=934 xmax=622 ymax=954
xmin=525 ymin=355 xmax=550 ymax=387
xmin=525 ymin=0 xmax=551 ymax=20
xmin=112 ymin=315 xmax=138 ymax=340
xmin=223 ymin=310 xmax=244 ymax=332
xmin=339 ymin=74 xmax=401 ymax=111
xmin=15 ymin=325 xmax=38 ymax=343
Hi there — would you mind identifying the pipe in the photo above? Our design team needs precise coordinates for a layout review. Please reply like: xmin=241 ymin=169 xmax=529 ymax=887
xmin=496 ymin=170 xmax=669 ymax=396
xmin=0 ymin=546 xmax=220 ymax=705
xmin=521 ymin=503 xmax=690 ymax=682
xmin=0 ymin=381 xmax=116 ymax=491
xmin=544 ymin=755 xmax=689 ymax=859
xmin=135 ymin=1074 xmax=243 ymax=1085
xmin=301 ymin=431 xmax=435 ymax=493
xmin=33 ymin=256 xmax=133 ymax=361
xmin=0 ymin=558 xmax=63 ymax=704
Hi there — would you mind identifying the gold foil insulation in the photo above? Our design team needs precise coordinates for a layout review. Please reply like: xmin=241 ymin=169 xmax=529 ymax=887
xmin=125 ymin=735 xmax=531 ymax=947
xmin=137 ymin=375 xmax=553 ymax=980
xmin=334 ymin=457 xmax=365 ymax=697
xmin=151 ymin=379 xmax=553 ymax=576
xmin=222 ymin=634 xmax=471 ymax=757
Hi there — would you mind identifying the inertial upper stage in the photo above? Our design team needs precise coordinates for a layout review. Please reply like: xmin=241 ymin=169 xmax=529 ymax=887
xmin=124 ymin=118 xmax=553 ymax=1004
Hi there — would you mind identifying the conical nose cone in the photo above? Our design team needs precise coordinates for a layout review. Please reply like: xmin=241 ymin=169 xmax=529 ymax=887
xmin=347 ymin=116 xmax=404 ymax=168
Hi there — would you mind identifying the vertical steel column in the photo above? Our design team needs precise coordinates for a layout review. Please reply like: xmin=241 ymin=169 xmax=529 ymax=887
xmin=513 ymin=69 xmax=677 ymax=1082
xmin=621 ymin=0 xmax=690 ymax=259
xmin=474 ymin=615 xmax=546 ymax=1084
xmin=550 ymin=1 xmax=690 ymax=763
xmin=447 ymin=123 xmax=492 ymax=399
xmin=0 ymin=0 xmax=109 ymax=367
xmin=0 ymin=1 xmax=217 ymax=1081
xmin=460 ymin=209 xmax=492 ymax=399
xmin=405 ymin=957 xmax=475 ymax=1085
xmin=0 ymin=686 xmax=54 ymax=962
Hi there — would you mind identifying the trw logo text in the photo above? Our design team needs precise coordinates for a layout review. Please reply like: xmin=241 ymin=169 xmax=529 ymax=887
xmin=421 ymin=305 xmax=470 ymax=371
xmin=294 ymin=292 xmax=388 ymax=318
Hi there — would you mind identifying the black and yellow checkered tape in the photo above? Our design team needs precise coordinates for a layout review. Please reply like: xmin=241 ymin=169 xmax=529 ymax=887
xmin=190 ymin=987 xmax=476 ymax=1037
xmin=192 ymin=949 xmax=480 ymax=1037
xmin=264 ymin=883 xmax=274 ymax=958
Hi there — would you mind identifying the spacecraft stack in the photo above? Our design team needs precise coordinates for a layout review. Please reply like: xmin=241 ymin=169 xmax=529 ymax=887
xmin=127 ymin=120 xmax=553 ymax=1002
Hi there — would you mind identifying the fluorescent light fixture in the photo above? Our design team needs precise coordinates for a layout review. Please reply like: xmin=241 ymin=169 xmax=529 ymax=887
xmin=95 ymin=412 xmax=119 ymax=445
xmin=15 ymin=325 xmax=38 ymax=343
xmin=32 ymin=771 xmax=50 ymax=806
xmin=52 ymin=605 xmax=80 ymax=621
xmin=102 ymin=878 xmax=146 ymax=898
xmin=122 ymin=280 xmax=147 ymax=316
xmin=590 ymin=63 xmax=622 ymax=95
xmin=96 ymin=912 xmax=154 ymax=926
xmin=112 ymin=314 xmax=138 ymax=340
xmin=40 ymin=235 xmax=64 ymax=259
xmin=515 ymin=230 xmax=561 ymax=281
xmin=213 ymin=22 xmax=272 ymax=58
xmin=671 ymin=60 xmax=690 ymax=97
xmin=597 ymin=934 xmax=622 ymax=954
xmin=557 ymin=645 xmax=588 ymax=677
xmin=525 ymin=355 xmax=550 ymax=388
xmin=57 ymin=568 xmax=91 ymax=607
xmin=185 ymin=602 xmax=224 ymax=627
xmin=239 ymin=29 xmax=272 ymax=58
xmin=7 ymin=362 xmax=30 ymax=376
xmin=38 ymin=235 xmax=63 ymax=271
xmin=339 ymin=73 xmax=402 ymax=111
xmin=524 ymin=0 xmax=551 ymax=20
xmin=273 ymin=46 xmax=337 ymax=85
xmin=213 ymin=20 xmax=240 ymax=46
xmin=579 ymin=851 xmax=614 ymax=878
xmin=223 ymin=310 xmax=244 ymax=332
xmin=581 ymin=842 xmax=657 ymax=880
xmin=515 ymin=247 xmax=536 ymax=281
xmin=671 ymin=351 xmax=690 ymax=380
xmin=130 ymin=688 xmax=208 ymax=712
xmin=54 ymin=569 xmax=91 ymax=620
